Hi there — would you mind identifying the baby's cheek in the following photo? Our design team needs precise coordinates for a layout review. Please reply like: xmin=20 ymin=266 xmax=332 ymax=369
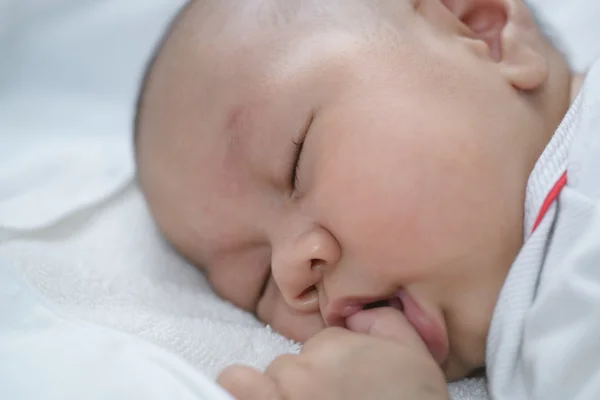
xmin=310 ymin=172 xmax=425 ymax=271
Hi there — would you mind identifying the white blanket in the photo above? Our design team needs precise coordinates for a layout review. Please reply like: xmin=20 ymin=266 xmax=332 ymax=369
xmin=0 ymin=266 xmax=235 ymax=400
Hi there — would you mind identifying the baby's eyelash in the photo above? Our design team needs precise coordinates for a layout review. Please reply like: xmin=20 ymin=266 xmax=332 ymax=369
xmin=290 ymin=112 xmax=315 ymax=189
xmin=291 ymin=137 xmax=305 ymax=188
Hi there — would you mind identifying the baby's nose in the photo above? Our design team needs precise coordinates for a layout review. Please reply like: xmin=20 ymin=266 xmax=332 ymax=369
xmin=271 ymin=225 xmax=340 ymax=313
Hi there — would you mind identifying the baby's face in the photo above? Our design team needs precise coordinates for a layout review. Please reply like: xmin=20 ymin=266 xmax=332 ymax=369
xmin=139 ymin=5 xmax=545 ymax=380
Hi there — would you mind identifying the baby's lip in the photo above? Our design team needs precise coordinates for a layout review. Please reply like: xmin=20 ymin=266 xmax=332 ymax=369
xmin=396 ymin=290 xmax=448 ymax=364
xmin=325 ymin=295 xmax=395 ymax=328
xmin=326 ymin=291 xmax=449 ymax=364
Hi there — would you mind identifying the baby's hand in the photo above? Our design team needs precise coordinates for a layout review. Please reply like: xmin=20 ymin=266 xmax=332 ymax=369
xmin=218 ymin=313 xmax=449 ymax=400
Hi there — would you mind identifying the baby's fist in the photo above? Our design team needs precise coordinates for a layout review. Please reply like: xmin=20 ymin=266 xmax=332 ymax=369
xmin=219 ymin=311 xmax=448 ymax=400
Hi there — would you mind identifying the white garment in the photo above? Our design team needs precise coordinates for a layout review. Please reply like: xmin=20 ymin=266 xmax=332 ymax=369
xmin=487 ymin=59 xmax=600 ymax=399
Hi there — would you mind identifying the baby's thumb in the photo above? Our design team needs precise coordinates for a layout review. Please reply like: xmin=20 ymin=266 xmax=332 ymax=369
xmin=218 ymin=365 xmax=279 ymax=400
xmin=345 ymin=307 xmax=430 ymax=355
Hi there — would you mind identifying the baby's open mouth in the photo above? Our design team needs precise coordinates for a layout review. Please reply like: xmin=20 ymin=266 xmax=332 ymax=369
xmin=337 ymin=291 xmax=448 ymax=365
xmin=362 ymin=297 xmax=404 ymax=311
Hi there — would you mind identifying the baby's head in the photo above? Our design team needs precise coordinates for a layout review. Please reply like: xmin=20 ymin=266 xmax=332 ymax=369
xmin=135 ymin=0 xmax=574 ymax=380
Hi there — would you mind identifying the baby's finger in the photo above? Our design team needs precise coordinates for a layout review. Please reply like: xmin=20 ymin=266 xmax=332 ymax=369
xmin=265 ymin=354 xmax=318 ymax=400
xmin=345 ymin=307 xmax=430 ymax=355
xmin=300 ymin=327 xmax=354 ymax=353
xmin=218 ymin=365 xmax=280 ymax=400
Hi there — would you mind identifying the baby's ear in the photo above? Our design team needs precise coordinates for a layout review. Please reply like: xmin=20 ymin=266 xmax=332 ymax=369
xmin=437 ymin=0 xmax=548 ymax=91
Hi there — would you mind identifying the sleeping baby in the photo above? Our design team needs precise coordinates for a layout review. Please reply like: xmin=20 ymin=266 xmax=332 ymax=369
xmin=134 ymin=0 xmax=600 ymax=398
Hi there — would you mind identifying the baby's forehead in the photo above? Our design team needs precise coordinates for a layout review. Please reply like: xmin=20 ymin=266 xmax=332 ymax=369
xmin=152 ymin=0 xmax=400 ymax=84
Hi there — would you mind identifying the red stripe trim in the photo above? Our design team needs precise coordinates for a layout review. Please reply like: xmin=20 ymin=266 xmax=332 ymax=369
xmin=531 ymin=171 xmax=568 ymax=233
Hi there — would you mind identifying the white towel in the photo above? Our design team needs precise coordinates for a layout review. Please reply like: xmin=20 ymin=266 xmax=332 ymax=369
xmin=1 ymin=183 xmax=488 ymax=399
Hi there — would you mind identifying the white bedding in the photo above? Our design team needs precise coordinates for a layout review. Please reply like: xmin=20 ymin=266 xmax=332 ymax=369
xmin=1 ymin=1 xmax=599 ymax=399
xmin=0 ymin=266 xmax=234 ymax=400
